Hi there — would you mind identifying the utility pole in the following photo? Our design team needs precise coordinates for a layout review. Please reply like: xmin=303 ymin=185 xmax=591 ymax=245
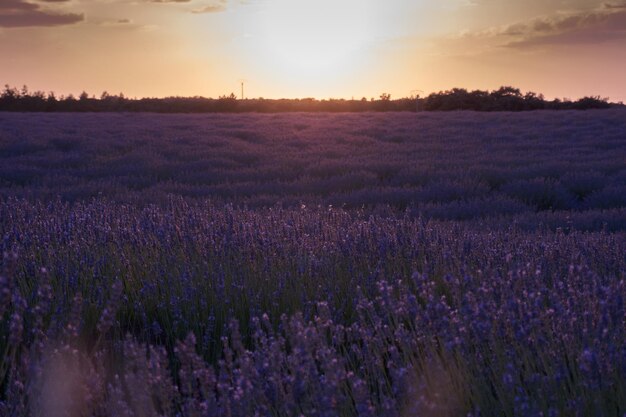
xmin=239 ymin=79 xmax=247 ymax=100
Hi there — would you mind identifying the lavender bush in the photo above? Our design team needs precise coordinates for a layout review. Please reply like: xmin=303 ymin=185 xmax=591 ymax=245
xmin=0 ymin=111 xmax=625 ymax=416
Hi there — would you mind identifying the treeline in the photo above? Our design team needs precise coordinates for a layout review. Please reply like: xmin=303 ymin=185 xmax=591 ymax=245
xmin=421 ymin=87 xmax=615 ymax=111
xmin=0 ymin=84 xmax=618 ymax=113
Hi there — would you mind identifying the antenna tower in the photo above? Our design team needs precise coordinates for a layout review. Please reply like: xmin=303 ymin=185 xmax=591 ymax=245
xmin=238 ymin=79 xmax=247 ymax=100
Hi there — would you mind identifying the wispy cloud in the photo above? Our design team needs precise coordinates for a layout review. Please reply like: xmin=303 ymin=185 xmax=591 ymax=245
xmin=192 ymin=1 xmax=228 ymax=14
xmin=0 ymin=0 xmax=83 ymax=28
xmin=147 ymin=0 xmax=228 ymax=13
xmin=93 ymin=17 xmax=157 ymax=31
xmin=98 ymin=18 xmax=133 ymax=26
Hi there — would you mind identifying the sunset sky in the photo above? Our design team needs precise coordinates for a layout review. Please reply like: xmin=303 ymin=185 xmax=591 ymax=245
xmin=1 ymin=0 xmax=625 ymax=100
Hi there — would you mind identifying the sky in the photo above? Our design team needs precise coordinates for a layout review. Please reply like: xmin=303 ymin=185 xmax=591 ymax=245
xmin=1 ymin=0 xmax=625 ymax=100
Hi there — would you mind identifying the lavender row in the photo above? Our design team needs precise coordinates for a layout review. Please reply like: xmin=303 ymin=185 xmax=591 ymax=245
xmin=1 ymin=111 xmax=624 ymax=223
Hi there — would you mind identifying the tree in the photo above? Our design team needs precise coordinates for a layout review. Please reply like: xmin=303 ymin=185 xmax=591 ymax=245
xmin=492 ymin=86 xmax=522 ymax=98
xmin=219 ymin=93 xmax=237 ymax=100
xmin=2 ymin=85 xmax=18 ymax=99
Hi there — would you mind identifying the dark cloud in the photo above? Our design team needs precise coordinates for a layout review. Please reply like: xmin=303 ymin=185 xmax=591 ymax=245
xmin=480 ymin=3 xmax=626 ymax=47
xmin=0 ymin=0 xmax=83 ymax=28
xmin=0 ymin=0 xmax=38 ymax=11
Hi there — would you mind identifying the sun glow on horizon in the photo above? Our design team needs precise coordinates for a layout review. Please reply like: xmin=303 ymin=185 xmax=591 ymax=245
xmin=1 ymin=0 xmax=625 ymax=101
xmin=240 ymin=0 xmax=387 ymax=89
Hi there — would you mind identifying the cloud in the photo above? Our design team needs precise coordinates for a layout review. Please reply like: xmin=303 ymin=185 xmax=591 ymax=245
xmin=147 ymin=0 xmax=228 ymax=13
xmin=604 ymin=1 xmax=626 ymax=9
xmin=0 ymin=0 xmax=37 ymax=11
xmin=94 ymin=17 xmax=155 ymax=31
xmin=485 ymin=3 xmax=626 ymax=47
xmin=98 ymin=18 xmax=134 ymax=26
xmin=507 ymin=4 xmax=626 ymax=47
xmin=0 ymin=0 xmax=83 ymax=28
xmin=192 ymin=1 xmax=228 ymax=13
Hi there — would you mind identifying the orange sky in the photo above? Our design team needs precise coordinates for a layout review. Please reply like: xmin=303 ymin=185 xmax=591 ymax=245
xmin=1 ymin=0 xmax=625 ymax=101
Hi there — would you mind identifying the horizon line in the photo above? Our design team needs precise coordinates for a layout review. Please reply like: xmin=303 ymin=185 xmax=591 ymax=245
xmin=3 ymin=84 xmax=623 ymax=104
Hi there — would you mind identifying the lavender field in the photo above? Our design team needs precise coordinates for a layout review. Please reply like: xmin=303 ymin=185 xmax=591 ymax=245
xmin=1 ymin=110 xmax=625 ymax=416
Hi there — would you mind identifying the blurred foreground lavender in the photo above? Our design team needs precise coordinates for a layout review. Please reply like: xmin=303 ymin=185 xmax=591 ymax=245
xmin=1 ymin=200 xmax=624 ymax=416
